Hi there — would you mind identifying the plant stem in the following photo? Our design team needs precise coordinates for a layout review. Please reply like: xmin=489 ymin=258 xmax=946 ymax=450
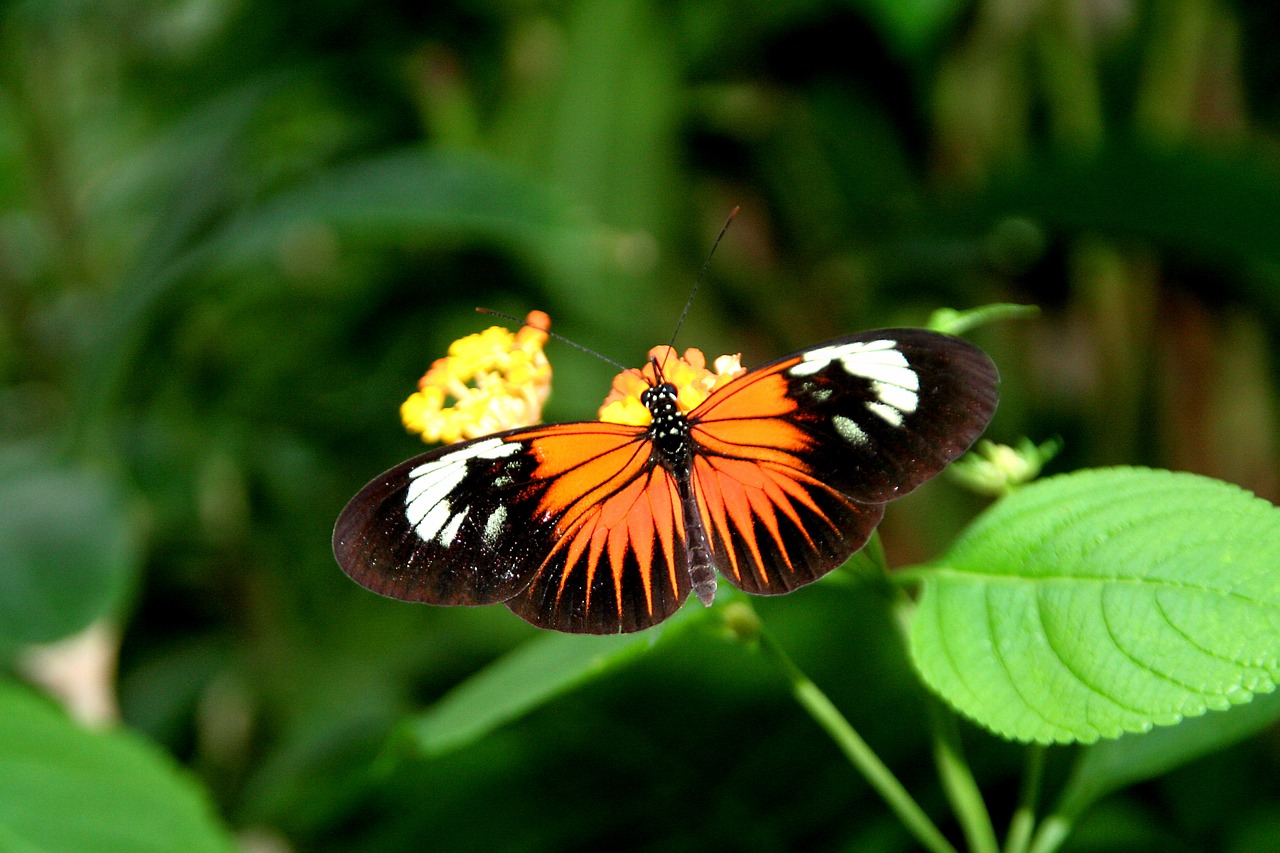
xmin=1026 ymin=815 xmax=1072 ymax=853
xmin=890 ymin=594 xmax=999 ymax=853
xmin=1003 ymin=745 xmax=1045 ymax=853
xmin=928 ymin=698 xmax=1000 ymax=853
xmin=755 ymin=627 xmax=959 ymax=853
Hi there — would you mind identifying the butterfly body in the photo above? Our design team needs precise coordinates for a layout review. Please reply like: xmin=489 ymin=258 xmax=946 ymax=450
xmin=334 ymin=328 xmax=998 ymax=634
xmin=640 ymin=382 xmax=720 ymax=607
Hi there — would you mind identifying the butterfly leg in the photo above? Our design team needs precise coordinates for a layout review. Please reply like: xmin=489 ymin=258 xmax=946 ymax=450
xmin=676 ymin=469 xmax=718 ymax=606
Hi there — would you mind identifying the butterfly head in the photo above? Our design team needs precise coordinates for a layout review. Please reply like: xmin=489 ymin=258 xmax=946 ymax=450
xmin=641 ymin=382 xmax=691 ymax=461
xmin=639 ymin=382 xmax=679 ymax=415
xmin=598 ymin=346 xmax=746 ymax=427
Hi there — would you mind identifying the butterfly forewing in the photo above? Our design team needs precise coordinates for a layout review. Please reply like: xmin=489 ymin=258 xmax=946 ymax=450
xmin=333 ymin=431 xmax=556 ymax=605
xmin=688 ymin=328 xmax=998 ymax=596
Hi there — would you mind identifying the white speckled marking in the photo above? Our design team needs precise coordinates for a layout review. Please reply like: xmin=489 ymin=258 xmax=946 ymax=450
xmin=807 ymin=386 xmax=833 ymax=403
xmin=832 ymin=415 xmax=870 ymax=446
xmin=483 ymin=504 xmax=508 ymax=546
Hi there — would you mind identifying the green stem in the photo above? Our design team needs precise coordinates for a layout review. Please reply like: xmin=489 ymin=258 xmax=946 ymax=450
xmin=1003 ymin=745 xmax=1045 ymax=853
xmin=1026 ymin=815 xmax=1072 ymax=853
xmin=886 ymin=564 xmax=932 ymax=588
xmin=755 ymin=627 xmax=959 ymax=853
xmin=929 ymin=699 xmax=1000 ymax=853
xmin=891 ymin=595 xmax=999 ymax=853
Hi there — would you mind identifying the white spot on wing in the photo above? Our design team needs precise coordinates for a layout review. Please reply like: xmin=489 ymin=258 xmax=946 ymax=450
xmin=871 ymin=380 xmax=919 ymax=415
xmin=414 ymin=500 xmax=451 ymax=542
xmin=853 ymin=361 xmax=919 ymax=392
xmin=867 ymin=401 xmax=905 ymax=427
xmin=437 ymin=507 xmax=468 ymax=545
xmin=790 ymin=339 xmax=899 ymax=377
xmin=483 ymin=504 xmax=508 ymax=546
xmin=832 ymin=415 xmax=869 ymax=446
xmin=790 ymin=339 xmax=920 ymax=426
xmin=807 ymin=386 xmax=833 ymax=403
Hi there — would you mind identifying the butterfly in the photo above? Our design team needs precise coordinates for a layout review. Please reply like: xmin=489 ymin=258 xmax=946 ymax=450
xmin=334 ymin=327 xmax=998 ymax=634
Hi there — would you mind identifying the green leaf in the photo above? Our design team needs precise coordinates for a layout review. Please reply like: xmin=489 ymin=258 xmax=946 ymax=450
xmin=401 ymin=611 xmax=702 ymax=758
xmin=0 ymin=679 xmax=235 ymax=853
xmin=955 ymin=141 xmax=1280 ymax=278
xmin=909 ymin=468 xmax=1280 ymax=744
xmin=0 ymin=465 xmax=138 ymax=648
xmin=1057 ymin=687 xmax=1280 ymax=820
xmin=212 ymin=149 xmax=585 ymax=263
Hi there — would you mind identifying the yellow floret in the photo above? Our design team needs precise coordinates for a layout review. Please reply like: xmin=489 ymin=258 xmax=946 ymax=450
xmin=401 ymin=310 xmax=553 ymax=444
xmin=598 ymin=345 xmax=745 ymax=426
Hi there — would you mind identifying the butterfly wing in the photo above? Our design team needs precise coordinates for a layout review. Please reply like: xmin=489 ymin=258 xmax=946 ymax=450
xmin=333 ymin=423 xmax=693 ymax=634
xmin=501 ymin=424 xmax=692 ymax=633
xmin=688 ymin=328 xmax=999 ymax=595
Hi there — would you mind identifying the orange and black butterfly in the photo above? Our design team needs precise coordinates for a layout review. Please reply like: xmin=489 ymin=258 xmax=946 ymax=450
xmin=333 ymin=326 xmax=998 ymax=633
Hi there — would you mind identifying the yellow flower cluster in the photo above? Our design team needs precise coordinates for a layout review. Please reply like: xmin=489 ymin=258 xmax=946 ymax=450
xmin=598 ymin=345 xmax=745 ymax=426
xmin=401 ymin=310 xmax=552 ymax=445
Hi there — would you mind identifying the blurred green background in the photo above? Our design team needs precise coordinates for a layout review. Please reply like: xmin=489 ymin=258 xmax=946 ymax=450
xmin=4 ymin=0 xmax=1280 ymax=850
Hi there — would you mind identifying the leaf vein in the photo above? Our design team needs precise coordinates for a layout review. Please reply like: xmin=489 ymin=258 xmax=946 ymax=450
xmin=1099 ymin=586 xmax=1204 ymax=696
xmin=1033 ymin=588 xmax=1147 ymax=726
xmin=985 ymin=585 xmax=1058 ymax=735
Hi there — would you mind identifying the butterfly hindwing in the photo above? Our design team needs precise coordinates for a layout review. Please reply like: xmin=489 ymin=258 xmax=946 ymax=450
xmin=688 ymin=328 xmax=998 ymax=595
xmin=501 ymin=424 xmax=693 ymax=633
xmin=504 ymin=445 xmax=696 ymax=630
xmin=689 ymin=452 xmax=887 ymax=595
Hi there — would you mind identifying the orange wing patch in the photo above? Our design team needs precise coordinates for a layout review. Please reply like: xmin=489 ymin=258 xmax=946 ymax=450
xmin=689 ymin=370 xmax=798 ymax=421
xmin=693 ymin=454 xmax=841 ymax=590
xmin=505 ymin=423 xmax=690 ymax=632
xmin=690 ymin=372 xmax=811 ymax=467
xmin=524 ymin=423 xmax=649 ymax=532
xmin=686 ymin=359 xmax=888 ymax=596
xmin=692 ymin=447 xmax=880 ymax=596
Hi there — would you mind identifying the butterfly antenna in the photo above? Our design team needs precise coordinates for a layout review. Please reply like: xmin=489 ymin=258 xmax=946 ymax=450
xmin=667 ymin=205 xmax=739 ymax=353
xmin=475 ymin=307 xmax=629 ymax=372
xmin=660 ymin=204 xmax=742 ymax=379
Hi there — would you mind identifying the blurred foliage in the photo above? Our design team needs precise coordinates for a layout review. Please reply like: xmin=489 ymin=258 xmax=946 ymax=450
xmin=3 ymin=0 xmax=1280 ymax=850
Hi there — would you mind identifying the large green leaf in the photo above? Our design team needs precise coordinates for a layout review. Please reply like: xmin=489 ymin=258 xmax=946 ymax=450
xmin=909 ymin=468 xmax=1280 ymax=744
xmin=0 ymin=465 xmax=138 ymax=648
xmin=0 ymin=679 xmax=235 ymax=853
